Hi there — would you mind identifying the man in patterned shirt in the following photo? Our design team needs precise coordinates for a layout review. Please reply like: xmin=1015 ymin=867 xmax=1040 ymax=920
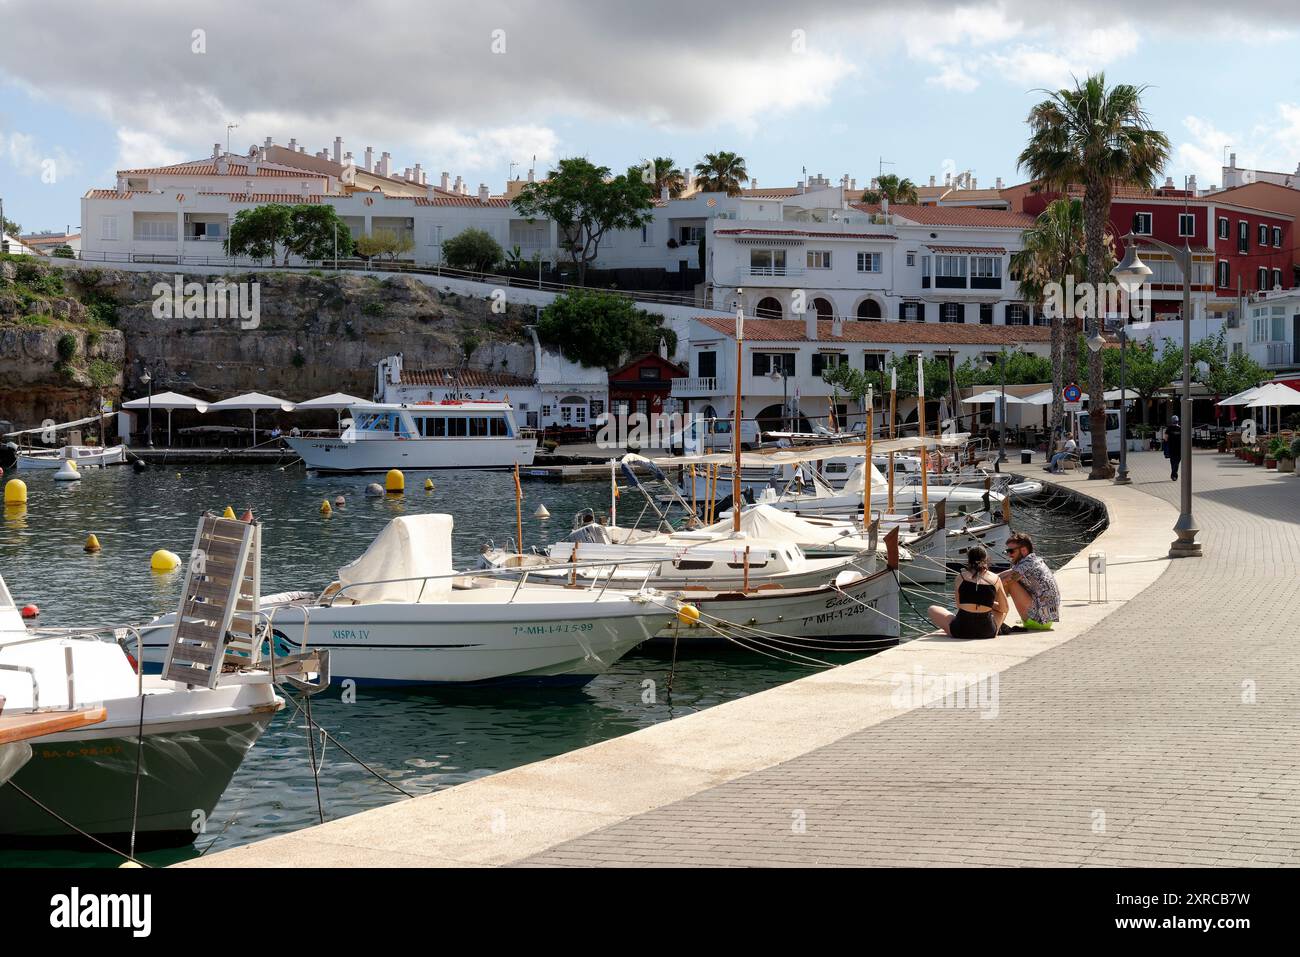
xmin=998 ymin=531 xmax=1060 ymax=631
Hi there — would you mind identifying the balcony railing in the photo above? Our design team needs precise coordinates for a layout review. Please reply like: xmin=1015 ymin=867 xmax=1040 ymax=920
xmin=671 ymin=376 xmax=721 ymax=396
xmin=748 ymin=265 xmax=804 ymax=277
xmin=1256 ymin=341 xmax=1294 ymax=368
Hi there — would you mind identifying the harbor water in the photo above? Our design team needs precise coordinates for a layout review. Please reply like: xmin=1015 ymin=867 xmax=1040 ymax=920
xmin=0 ymin=462 xmax=1101 ymax=866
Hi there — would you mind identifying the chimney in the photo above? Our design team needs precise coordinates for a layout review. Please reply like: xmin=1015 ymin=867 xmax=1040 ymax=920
xmin=403 ymin=167 xmax=412 ymax=182
xmin=804 ymin=310 xmax=818 ymax=341
xmin=116 ymin=174 xmax=127 ymax=196
xmin=527 ymin=166 xmax=535 ymax=183
xmin=213 ymin=143 xmax=221 ymax=159
xmin=378 ymin=151 xmax=391 ymax=176
xmin=333 ymin=136 xmax=343 ymax=165
xmin=440 ymin=171 xmax=450 ymax=190
xmin=971 ymin=177 xmax=977 ymax=188
xmin=944 ymin=172 xmax=952 ymax=187
xmin=288 ymin=137 xmax=297 ymax=151
xmin=248 ymin=156 xmax=258 ymax=175
xmin=660 ymin=185 xmax=669 ymax=201
xmin=831 ymin=317 xmax=843 ymax=338
xmin=929 ymin=175 xmax=936 ymax=187
xmin=364 ymin=147 xmax=374 ymax=172
xmin=426 ymin=184 xmax=436 ymax=200
xmin=882 ymin=197 xmax=890 ymax=219
xmin=478 ymin=183 xmax=490 ymax=202
xmin=344 ymin=151 xmax=353 ymax=165
xmin=1164 ymin=176 xmax=1174 ymax=189
xmin=264 ymin=136 xmax=273 ymax=150
xmin=750 ymin=178 xmax=757 ymax=190
xmin=797 ymin=179 xmax=805 ymax=191
xmin=995 ymin=176 xmax=1003 ymax=189
xmin=298 ymin=145 xmax=305 ymax=153
xmin=1188 ymin=174 xmax=1198 ymax=193
xmin=414 ymin=163 xmax=423 ymax=184
xmin=850 ymin=178 xmax=856 ymax=191
xmin=453 ymin=175 xmax=463 ymax=193
xmin=216 ymin=155 xmax=229 ymax=175
xmin=1229 ymin=152 xmax=1237 ymax=169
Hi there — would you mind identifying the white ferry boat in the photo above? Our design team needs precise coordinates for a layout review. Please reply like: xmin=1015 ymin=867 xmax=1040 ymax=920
xmin=286 ymin=401 xmax=537 ymax=473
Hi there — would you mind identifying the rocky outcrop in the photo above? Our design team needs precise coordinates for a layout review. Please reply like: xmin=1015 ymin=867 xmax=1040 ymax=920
xmin=0 ymin=259 xmax=537 ymax=429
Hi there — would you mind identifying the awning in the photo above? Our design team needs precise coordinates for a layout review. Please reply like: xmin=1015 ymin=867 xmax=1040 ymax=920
xmin=121 ymin=390 xmax=210 ymax=412
xmin=209 ymin=392 xmax=296 ymax=412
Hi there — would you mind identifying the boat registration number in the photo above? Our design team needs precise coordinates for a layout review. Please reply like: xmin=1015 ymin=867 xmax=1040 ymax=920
xmin=801 ymin=598 xmax=877 ymax=627
xmin=513 ymin=622 xmax=595 ymax=636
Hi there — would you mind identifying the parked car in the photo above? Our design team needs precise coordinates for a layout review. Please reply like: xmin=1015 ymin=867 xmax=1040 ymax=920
xmin=1076 ymin=409 xmax=1122 ymax=463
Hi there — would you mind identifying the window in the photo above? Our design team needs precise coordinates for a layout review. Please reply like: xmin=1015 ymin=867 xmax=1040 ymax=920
xmin=678 ymin=225 xmax=704 ymax=245
xmin=807 ymin=250 xmax=832 ymax=269
xmin=753 ymin=352 xmax=795 ymax=377
xmin=1133 ymin=212 xmax=1153 ymax=235
xmin=750 ymin=248 xmax=787 ymax=275
xmin=1274 ymin=226 xmax=1283 ymax=248
xmin=1006 ymin=304 xmax=1027 ymax=325
xmin=1273 ymin=269 xmax=1283 ymax=290
xmin=428 ymin=224 xmax=442 ymax=247
xmin=640 ymin=224 xmax=650 ymax=244
xmin=856 ymin=251 xmax=881 ymax=272
xmin=135 ymin=218 xmax=177 ymax=241
xmin=1232 ymin=342 xmax=1243 ymax=356
xmin=900 ymin=301 xmax=924 ymax=321
xmin=940 ymin=302 xmax=964 ymax=323
xmin=469 ymin=417 xmax=489 ymax=437
xmin=863 ymin=353 xmax=885 ymax=372
xmin=935 ymin=255 xmax=967 ymax=288
xmin=541 ymin=404 xmax=552 ymax=418
xmin=430 ymin=417 xmax=447 ymax=437
xmin=448 ymin=416 xmax=468 ymax=436
xmin=1258 ymin=267 xmax=1269 ymax=290
xmin=1239 ymin=221 xmax=1249 ymax=253
xmin=906 ymin=252 xmax=916 ymax=267
xmin=490 ymin=417 xmax=509 ymax=436
xmin=921 ymin=255 xmax=931 ymax=288
xmin=1218 ymin=217 xmax=1229 ymax=239
xmin=100 ymin=216 xmax=118 ymax=241
xmin=811 ymin=353 xmax=845 ymax=376
xmin=638 ymin=366 xmax=660 ymax=381
xmin=970 ymin=256 xmax=1001 ymax=289
xmin=1178 ymin=213 xmax=1195 ymax=237
xmin=979 ymin=303 xmax=993 ymax=325
xmin=697 ymin=351 xmax=717 ymax=379
xmin=1259 ymin=223 xmax=1270 ymax=246
xmin=1217 ymin=260 xmax=1229 ymax=288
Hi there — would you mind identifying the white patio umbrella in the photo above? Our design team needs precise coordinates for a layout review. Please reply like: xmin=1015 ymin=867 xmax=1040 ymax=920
xmin=1021 ymin=388 xmax=1090 ymax=405
xmin=1245 ymin=382 xmax=1300 ymax=434
xmin=961 ymin=390 xmax=1028 ymax=405
xmin=209 ymin=392 xmax=296 ymax=444
xmin=294 ymin=392 xmax=367 ymax=431
xmin=1216 ymin=385 xmax=1264 ymax=406
xmin=1103 ymin=388 xmax=1140 ymax=402
xmin=121 ymin=390 xmax=209 ymax=446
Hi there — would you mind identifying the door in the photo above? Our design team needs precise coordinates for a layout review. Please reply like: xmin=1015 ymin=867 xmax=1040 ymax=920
xmin=1293 ymin=314 xmax=1300 ymax=364
xmin=697 ymin=350 xmax=717 ymax=379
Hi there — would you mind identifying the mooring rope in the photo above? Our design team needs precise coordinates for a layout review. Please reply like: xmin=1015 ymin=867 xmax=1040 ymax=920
xmin=279 ymin=690 xmax=417 ymax=799
xmin=6 ymin=781 xmax=151 ymax=867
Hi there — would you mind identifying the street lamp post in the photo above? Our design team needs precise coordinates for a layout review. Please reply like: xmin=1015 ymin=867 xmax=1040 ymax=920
xmin=1112 ymin=235 xmax=1200 ymax=557
xmin=140 ymin=369 xmax=154 ymax=448
xmin=1114 ymin=323 xmax=1131 ymax=485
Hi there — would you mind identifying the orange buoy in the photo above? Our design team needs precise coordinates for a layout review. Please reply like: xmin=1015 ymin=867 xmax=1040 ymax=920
xmin=20 ymin=604 xmax=39 ymax=619
xmin=240 ymin=509 xmax=254 ymax=522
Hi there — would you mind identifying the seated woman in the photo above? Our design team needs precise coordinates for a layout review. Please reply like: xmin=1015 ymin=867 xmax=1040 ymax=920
xmin=927 ymin=545 xmax=1008 ymax=640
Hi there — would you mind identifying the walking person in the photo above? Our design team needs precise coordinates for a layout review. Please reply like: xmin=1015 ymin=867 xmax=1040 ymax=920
xmin=998 ymin=532 xmax=1060 ymax=632
xmin=927 ymin=545 xmax=1009 ymax=640
xmin=1164 ymin=415 xmax=1183 ymax=481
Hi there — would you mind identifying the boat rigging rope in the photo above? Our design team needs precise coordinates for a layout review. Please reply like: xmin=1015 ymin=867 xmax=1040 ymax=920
xmin=280 ymin=690 xmax=417 ymax=799
xmin=129 ymin=692 xmax=145 ymax=861
xmin=5 ymin=781 xmax=152 ymax=867
xmin=301 ymin=690 xmax=325 ymax=825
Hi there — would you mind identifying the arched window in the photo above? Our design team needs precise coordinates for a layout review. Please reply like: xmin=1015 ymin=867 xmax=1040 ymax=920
xmin=856 ymin=298 xmax=883 ymax=320
xmin=812 ymin=297 xmax=834 ymax=321
xmin=756 ymin=296 xmax=783 ymax=319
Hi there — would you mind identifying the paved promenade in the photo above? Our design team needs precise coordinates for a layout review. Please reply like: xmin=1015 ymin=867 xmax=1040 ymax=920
xmin=188 ymin=449 xmax=1298 ymax=868
xmin=522 ymin=450 xmax=1300 ymax=867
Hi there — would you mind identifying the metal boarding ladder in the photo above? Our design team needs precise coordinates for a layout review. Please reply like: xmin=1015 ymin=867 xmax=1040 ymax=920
xmin=162 ymin=514 xmax=262 ymax=688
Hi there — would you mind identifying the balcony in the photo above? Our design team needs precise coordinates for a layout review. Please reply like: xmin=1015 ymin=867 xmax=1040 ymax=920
xmin=1251 ymin=341 xmax=1296 ymax=369
xmin=671 ymin=376 xmax=723 ymax=397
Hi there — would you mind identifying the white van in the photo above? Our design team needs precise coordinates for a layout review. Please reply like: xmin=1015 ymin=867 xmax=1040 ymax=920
xmin=1075 ymin=409 xmax=1122 ymax=463
xmin=670 ymin=417 xmax=761 ymax=455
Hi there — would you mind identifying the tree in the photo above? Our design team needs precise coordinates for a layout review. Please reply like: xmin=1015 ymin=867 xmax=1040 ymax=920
xmin=1 ymin=215 xmax=20 ymax=238
xmin=513 ymin=158 xmax=654 ymax=284
xmin=285 ymin=204 xmax=354 ymax=262
xmin=692 ymin=151 xmax=749 ymax=195
xmin=536 ymin=290 xmax=676 ymax=370
xmin=1118 ymin=337 xmax=1183 ymax=425
xmin=633 ymin=157 xmax=686 ymax=198
xmin=1011 ymin=198 xmax=1089 ymax=440
xmin=1019 ymin=73 xmax=1170 ymax=476
xmin=224 ymin=203 xmax=292 ymax=263
xmin=861 ymin=173 xmax=919 ymax=205
xmin=441 ymin=228 xmax=504 ymax=272
xmin=1191 ymin=328 xmax=1267 ymax=398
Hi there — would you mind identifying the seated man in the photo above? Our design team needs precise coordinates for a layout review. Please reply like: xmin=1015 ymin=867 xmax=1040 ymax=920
xmin=998 ymin=532 xmax=1060 ymax=631
xmin=1044 ymin=436 xmax=1077 ymax=473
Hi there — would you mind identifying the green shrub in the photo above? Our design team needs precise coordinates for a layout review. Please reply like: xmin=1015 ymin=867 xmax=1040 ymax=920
xmin=441 ymin=228 xmax=504 ymax=273
xmin=56 ymin=333 xmax=77 ymax=361
xmin=361 ymin=301 xmax=384 ymax=317
xmin=52 ymin=244 xmax=75 ymax=258
xmin=291 ymin=352 xmax=306 ymax=368
xmin=87 ymin=358 xmax=118 ymax=387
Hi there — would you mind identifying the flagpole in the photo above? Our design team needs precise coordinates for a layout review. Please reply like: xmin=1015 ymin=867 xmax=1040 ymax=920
xmin=917 ymin=355 xmax=929 ymax=530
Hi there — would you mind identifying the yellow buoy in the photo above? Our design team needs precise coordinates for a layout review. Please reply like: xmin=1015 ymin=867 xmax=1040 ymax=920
xmin=320 ymin=499 xmax=333 ymax=515
xmin=150 ymin=549 xmax=181 ymax=573
xmin=222 ymin=505 xmax=236 ymax=519
xmin=676 ymin=603 xmax=701 ymax=626
xmin=424 ymin=478 xmax=434 ymax=491
xmin=84 ymin=533 xmax=102 ymax=553
xmin=386 ymin=469 xmax=404 ymax=494
xmin=4 ymin=479 xmax=28 ymax=505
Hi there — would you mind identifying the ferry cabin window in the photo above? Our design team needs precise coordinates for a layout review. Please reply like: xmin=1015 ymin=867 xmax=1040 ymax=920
xmin=470 ymin=417 xmax=489 ymax=437
xmin=447 ymin=417 xmax=469 ymax=437
xmin=490 ymin=416 xmax=509 ymax=436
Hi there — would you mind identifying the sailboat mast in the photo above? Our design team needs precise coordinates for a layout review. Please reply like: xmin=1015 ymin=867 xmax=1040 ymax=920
xmin=732 ymin=302 xmax=744 ymax=534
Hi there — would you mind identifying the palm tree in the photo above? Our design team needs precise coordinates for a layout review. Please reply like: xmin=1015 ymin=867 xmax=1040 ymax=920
xmin=1018 ymin=73 xmax=1170 ymax=478
xmin=643 ymin=157 xmax=687 ymax=198
xmin=1010 ymin=198 xmax=1088 ymax=441
xmin=693 ymin=151 xmax=749 ymax=196
xmin=861 ymin=173 xmax=919 ymax=205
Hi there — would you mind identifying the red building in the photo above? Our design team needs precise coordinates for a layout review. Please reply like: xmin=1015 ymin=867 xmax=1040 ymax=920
xmin=1014 ymin=184 xmax=1294 ymax=320
xmin=608 ymin=353 xmax=684 ymax=418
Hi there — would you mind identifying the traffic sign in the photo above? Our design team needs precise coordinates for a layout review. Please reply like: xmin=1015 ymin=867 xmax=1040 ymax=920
xmin=1063 ymin=384 xmax=1082 ymax=403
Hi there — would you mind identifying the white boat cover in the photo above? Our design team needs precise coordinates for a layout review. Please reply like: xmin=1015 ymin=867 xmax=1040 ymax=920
xmin=702 ymin=504 xmax=865 ymax=549
xmin=337 ymin=515 xmax=454 ymax=604
xmin=841 ymin=462 xmax=891 ymax=495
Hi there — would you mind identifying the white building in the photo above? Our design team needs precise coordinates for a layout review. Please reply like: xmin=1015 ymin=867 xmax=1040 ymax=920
xmin=706 ymin=200 xmax=1036 ymax=326
xmin=670 ymin=314 xmax=1052 ymax=429
xmin=374 ymin=327 xmax=609 ymax=431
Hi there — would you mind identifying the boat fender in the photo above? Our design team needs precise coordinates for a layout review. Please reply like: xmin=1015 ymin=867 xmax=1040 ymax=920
xmin=334 ymin=495 xmax=346 ymax=507
xmin=132 ymin=459 xmax=148 ymax=473
xmin=533 ymin=504 xmax=550 ymax=519
xmin=240 ymin=509 xmax=254 ymax=522
xmin=676 ymin=603 xmax=700 ymax=626
xmin=424 ymin=478 xmax=434 ymax=491
xmin=365 ymin=482 xmax=385 ymax=497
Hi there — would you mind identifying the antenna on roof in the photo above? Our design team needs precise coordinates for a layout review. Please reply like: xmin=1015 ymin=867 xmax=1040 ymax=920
xmin=225 ymin=122 xmax=239 ymax=156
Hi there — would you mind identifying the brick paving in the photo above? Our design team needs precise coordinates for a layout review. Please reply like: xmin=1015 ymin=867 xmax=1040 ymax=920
xmin=521 ymin=450 xmax=1300 ymax=867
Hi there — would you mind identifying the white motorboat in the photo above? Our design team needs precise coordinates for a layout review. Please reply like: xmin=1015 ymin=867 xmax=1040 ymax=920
xmin=0 ymin=543 xmax=320 ymax=847
xmin=139 ymin=515 xmax=676 ymax=687
xmin=17 ymin=444 xmax=127 ymax=469
xmin=286 ymin=400 xmax=536 ymax=473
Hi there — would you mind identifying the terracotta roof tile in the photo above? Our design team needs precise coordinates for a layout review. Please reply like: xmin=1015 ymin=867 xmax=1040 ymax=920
xmin=851 ymin=203 xmax=1035 ymax=228
xmin=714 ymin=227 xmax=896 ymax=240
xmin=400 ymin=368 xmax=533 ymax=388
xmin=926 ymin=244 xmax=1006 ymax=254
xmin=120 ymin=159 xmax=325 ymax=178
xmin=697 ymin=317 xmax=1051 ymax=344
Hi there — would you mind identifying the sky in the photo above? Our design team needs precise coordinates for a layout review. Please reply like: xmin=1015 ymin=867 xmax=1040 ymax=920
xmin=3 ymin=0 xmax=1300 ymax=234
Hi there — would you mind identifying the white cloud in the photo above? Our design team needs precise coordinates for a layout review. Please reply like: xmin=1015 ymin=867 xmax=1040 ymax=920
xmin=114 ymin=129 xmax=187 ymax=170
xmin=1177 ymin=106 xmax=1300 ymax=187
xmin=0 ymin=127 xmax=78 ymax=182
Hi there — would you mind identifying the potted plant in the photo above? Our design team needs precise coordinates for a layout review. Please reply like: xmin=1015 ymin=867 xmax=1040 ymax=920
xmin=1291 ymin=437 xmax=1300 ymax=475
xmin=1279 ymin=438 xmax=1296 ymax=474
xmin=1265 ymin=438 xmax=1283 ymax=469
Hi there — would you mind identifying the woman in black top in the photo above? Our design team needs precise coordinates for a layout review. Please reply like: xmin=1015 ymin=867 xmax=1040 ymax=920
xmin=927 ymin=545 xmax=1009 ymax=640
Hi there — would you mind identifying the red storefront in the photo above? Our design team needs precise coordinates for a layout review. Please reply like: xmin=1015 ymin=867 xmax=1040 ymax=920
xmin=608 ymin=353 xmax=684 ymax=418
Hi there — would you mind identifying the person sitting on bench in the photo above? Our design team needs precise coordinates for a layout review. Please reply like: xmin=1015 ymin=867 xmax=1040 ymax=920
xmin=1045 ymin=436 xmax=1077 ymax=474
